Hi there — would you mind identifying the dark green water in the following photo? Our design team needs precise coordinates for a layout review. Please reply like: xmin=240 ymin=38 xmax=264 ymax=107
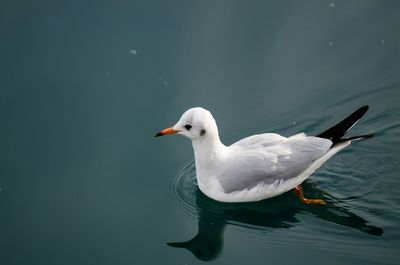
xmin=1 ymin=1 xmax=399 ymax=264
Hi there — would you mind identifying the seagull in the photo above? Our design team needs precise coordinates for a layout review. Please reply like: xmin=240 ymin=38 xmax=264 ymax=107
xmin=155 ymin=106 xmax=372 ymax=204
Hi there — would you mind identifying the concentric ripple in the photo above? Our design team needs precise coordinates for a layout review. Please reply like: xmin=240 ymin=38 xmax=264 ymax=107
xmin=171 ymin=161 xmax=199 ymax=220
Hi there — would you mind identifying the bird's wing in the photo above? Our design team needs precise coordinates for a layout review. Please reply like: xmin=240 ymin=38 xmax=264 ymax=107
xmin=231 ymin=133 xmax=287 ymax=148
xmin=218 ymin=134 xmax=332 ymax=193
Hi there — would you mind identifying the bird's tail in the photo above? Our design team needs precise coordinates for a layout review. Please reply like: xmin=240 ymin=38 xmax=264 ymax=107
xmin=316 ymin=105 xmax=373 ymax=144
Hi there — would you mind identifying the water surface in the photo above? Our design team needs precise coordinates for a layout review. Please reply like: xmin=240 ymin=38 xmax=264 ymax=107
xmin=0 ymin=1 xmax=399 ymax=264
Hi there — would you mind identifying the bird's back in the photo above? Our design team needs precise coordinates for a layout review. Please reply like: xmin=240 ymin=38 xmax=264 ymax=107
xmin=218 ymin=133 xmax=332 ymax=194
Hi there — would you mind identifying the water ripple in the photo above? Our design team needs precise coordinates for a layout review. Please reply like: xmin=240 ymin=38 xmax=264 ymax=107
xmin=169 ymin=161 xmax=388 ymax=261
xmin=171 ymin=161 xmax=198 ymax=220
xmin=171 ymin=160 xmax=385 ymax=234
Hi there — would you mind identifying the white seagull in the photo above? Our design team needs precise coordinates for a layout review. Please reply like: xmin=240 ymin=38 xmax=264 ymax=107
xmin=156 ymin=106 xmax=372 ymax=204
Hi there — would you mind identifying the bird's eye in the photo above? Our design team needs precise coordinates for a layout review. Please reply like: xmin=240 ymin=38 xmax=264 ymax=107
xmin=184 ymin=124 xmax=192 ymax=130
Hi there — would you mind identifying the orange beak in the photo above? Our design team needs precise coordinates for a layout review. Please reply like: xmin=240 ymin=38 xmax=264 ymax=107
xmin=155 ymin=127 xmax=179 ymax=137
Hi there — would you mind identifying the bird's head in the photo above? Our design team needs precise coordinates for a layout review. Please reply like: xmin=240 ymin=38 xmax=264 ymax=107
xmin=155 ymin=107 xmax=218 ymax=141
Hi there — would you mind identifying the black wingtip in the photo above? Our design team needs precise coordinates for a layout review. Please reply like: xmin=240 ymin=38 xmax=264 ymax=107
xmin=350 ymin=105 xmax=369 ymax=120
xmin=317 ymin=105 xmax=370 ymax=144
xmin=335 ymin=133 xmax=374 ymax=144
xmin=359 ymin=105 xmax=369 ymax=114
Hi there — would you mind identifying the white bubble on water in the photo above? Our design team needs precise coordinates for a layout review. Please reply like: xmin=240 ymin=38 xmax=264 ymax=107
xmin=159 ymin=77 xmax=168 ymax=86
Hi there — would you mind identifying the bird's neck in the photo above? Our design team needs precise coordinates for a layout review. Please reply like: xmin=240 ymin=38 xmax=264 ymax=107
xmin=191 ymin=135 xmax=226 ymax=174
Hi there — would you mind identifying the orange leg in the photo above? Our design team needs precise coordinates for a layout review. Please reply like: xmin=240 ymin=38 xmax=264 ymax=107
xmin=294 ymin=185 xmax=326 ymax=205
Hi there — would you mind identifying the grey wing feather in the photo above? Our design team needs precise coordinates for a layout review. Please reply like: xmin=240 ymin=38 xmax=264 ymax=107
xmin=218 ymin=134 xmax=332 ymax=193
xmin=232 ymin=133 xmax=287 ymax=148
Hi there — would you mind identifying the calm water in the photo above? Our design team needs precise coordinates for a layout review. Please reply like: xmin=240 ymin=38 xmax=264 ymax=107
xmin=1 ymin=1 xmax=399 ymax=264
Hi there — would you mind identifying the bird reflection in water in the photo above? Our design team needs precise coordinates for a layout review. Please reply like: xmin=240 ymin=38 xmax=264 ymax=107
xmin=167 ymin=182 xmax=383 ymax=261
